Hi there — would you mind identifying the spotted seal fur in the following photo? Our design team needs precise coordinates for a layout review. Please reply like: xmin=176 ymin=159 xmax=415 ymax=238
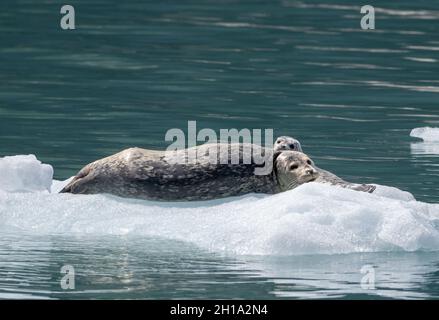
xmin=60 ymin=144 xmax=318 ymax=201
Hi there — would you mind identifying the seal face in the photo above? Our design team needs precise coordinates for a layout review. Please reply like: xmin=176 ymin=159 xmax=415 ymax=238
xmin=60 ymin=145 xmax=321 ymax=201
xmin=274 ymin=136 xmax=303 ymax=152
xmin=275 ymin=136 xmax=376 ymax=193
xmin=274 ymin=151 xmax=318 ymax=191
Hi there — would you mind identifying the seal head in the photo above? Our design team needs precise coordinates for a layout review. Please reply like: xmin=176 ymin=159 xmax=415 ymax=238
xmin=274 ymin=151 xmax=318 ymax=191
xmin=274 ymin=136 xmax=303 ymax=152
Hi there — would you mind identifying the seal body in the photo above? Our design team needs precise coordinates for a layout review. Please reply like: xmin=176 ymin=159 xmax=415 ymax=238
xmin=61 ymin=144 xmax=311 ymax=201
xmin=60 ymin=145 xmax=320 ymax=201
xmin=61 ymin=135 xmax=375 ymax=200
xmin=274 ymin=136 xmax=376 ymax=193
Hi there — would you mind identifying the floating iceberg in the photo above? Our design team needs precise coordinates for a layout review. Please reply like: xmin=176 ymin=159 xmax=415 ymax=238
xmin=0 ymin=155 xmax=438 ymax=256
xmin=410 ymin=127 xmax=439 ymax=142
xmin=410 ymin=127 xmax=439 ymax=155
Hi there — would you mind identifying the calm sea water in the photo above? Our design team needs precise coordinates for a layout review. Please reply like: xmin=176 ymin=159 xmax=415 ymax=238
xmin=1 ymin=0 xmax=439 ymax=299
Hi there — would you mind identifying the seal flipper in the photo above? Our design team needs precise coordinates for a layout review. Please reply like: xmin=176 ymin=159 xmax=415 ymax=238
xmin=59 ymin=165 xmax=92 ymax=194
xmin=350 ymin=184 xmax=376 ymax=194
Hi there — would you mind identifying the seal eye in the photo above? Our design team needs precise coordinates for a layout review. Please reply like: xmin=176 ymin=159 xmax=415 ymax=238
xmin=307 ymin=160 xmax=312 ymax=165
xmin=289 ymin=164 xmax=299 ymax=170
xmin=276 ymin=140 xmax=281 ymax=144
xmin=288 ymin=144 xmax=295 ymax=149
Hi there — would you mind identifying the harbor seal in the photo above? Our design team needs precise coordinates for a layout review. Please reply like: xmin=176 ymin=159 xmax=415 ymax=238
xmin=274 ymin=136 xmax=303 ymax=152
xmin=273 ymin=136 xmax=375 ymax=193
xmin=60 ymin=145 xmax=318 ymax=201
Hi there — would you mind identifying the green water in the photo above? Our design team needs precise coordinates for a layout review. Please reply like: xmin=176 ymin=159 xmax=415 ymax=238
xmin=1 ymin=0 xmax=439 ymax=299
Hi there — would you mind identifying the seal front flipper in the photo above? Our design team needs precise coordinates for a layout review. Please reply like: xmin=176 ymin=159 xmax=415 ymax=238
xmin=351 ymin=184 xmax=376 ymax=194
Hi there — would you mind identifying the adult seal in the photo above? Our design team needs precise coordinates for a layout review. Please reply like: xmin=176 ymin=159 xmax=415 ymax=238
xmin=274 ymin=136 xmax=376 ymax=193
xmin=60 ymin=144 xmax=319 ymax=201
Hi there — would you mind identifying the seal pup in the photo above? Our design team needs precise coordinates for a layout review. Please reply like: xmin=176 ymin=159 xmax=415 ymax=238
xmin=60 ymin=145 xmax=319 ymax=201
xmin=273 ymin=136 xmax=375 ymax=193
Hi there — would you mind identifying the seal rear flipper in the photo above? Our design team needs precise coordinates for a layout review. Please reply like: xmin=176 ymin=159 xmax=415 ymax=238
xmin=59 ymin=184 xmax=71 ymax=193
xmin=59 ymin=165 xmax=92 ymax=194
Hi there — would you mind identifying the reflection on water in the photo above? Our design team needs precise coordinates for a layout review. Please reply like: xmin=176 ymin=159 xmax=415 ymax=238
xmin=0 ymin=233 xmax=439 ymax=299
xmin=411 ymin=142 xmax=439 ymax=156
xmin=410 ymin=141 xmax=439 ymax=198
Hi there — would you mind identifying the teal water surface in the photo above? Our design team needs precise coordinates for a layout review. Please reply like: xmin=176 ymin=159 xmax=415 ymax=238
xmin=1 ymin=0 xmax=439 ymax=299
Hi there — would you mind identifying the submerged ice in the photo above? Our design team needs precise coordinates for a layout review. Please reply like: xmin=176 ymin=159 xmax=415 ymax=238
xmin=0 ymin=155 xmax=438 ymax=256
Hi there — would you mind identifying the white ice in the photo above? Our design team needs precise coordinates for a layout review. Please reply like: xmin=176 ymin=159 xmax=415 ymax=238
xmin=0 ymin=155 xmax=439 ymax=256
xmin=410 ymin=127 xmax=439 ymax=142
xmin=0 ymin=155 xmax=53 ymax=193
xmin=410 ymin=127 xmax=439 ymax=155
